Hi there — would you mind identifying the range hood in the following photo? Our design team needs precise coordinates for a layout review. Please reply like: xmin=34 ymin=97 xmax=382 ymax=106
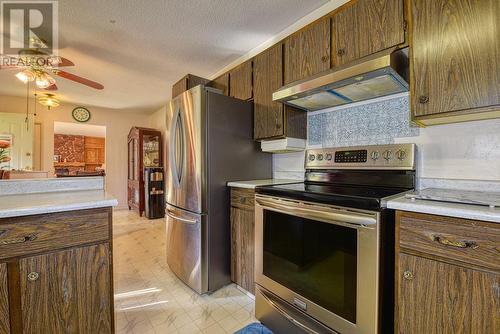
xmin=273 ymin=48 xmax=409 ymax=111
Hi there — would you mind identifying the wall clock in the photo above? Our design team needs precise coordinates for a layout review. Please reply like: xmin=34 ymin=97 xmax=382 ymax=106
xmin=72 ymin=107 xmax=91 ymax=122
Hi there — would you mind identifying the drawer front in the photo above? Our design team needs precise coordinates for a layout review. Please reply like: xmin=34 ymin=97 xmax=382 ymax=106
xmin=0 ymin=208 xmax=110 ymax=260
xmin=397 ymin=211 xmax=500 ymax=271
xmin=231 ymin=188 xmax=255 ymax=210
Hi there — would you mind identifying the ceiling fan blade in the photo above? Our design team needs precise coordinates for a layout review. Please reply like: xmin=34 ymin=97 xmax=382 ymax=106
xmin=45 ymin=83 xmax=58 ymax=91
xmin=55 ymin=70 xmax=104 ymax=90
xmin=56 ymin=57 xmax=74 ymax=67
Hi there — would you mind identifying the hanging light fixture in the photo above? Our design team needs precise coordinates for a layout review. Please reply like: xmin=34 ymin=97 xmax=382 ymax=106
xmin=35 ymin=72 xmax=56 ymax=89
xmin=15 ymin=69 xmax=36 ymax=83
xmin=38 ymin=93 xmax=60 ymax=109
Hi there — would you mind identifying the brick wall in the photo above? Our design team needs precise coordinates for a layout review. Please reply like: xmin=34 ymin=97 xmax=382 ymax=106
xmin=54 ymin=134 xmax=85 ymax=163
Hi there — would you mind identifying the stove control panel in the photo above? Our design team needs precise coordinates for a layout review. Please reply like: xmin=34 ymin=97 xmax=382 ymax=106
xmin=306 ymin=144 xmax=416 ymax=170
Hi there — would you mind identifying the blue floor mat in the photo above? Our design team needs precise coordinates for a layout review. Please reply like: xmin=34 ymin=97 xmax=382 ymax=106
xmin=234 ymin=322 xmax=273 ymax=334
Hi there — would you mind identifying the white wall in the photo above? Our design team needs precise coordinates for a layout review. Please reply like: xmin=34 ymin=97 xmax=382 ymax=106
xmin=0 ymin=112 xmax=34 ymax=170
xmin=0 ymin=95 xmax=152 ymax=208
xmin=396 ymin=119 xmax=500 ymax=181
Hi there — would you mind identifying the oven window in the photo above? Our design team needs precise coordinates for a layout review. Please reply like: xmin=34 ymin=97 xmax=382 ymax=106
xmin=263 ymin=210 xmax=357 ymax=323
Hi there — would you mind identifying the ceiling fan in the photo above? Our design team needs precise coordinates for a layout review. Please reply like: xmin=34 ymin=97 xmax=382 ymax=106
xmin=0 ymin=48 xmax=104 ymax=90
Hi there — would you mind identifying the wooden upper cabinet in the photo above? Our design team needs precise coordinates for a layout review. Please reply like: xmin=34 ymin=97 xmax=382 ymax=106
xmin=332 ymin=0 xmax=405 ymax=66
xmin=397 ymin=254 xmax=472 ymax=334
xmin=284 ymin=18 xmax=331 ymax=84
xmin=0 ymin=263 xmax=9 ymax=334
xmin=172 ymin=74 xmax=209 ymax=98
xmin=411 ymin=0 xmax=500 ymax=122
xmin=254 ymin=44 xmax=284 ymax=140
xmin=19 ymin=244 xmax=112 ymax=334
xmin=230 ymin=61 xmax=253 ymax=100
xmin=208 ymin=73 xmax=230 ymax=96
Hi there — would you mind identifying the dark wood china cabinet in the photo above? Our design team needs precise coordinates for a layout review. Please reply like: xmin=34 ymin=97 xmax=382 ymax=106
xmin=127 ymin=127 xmax=163 ymax=216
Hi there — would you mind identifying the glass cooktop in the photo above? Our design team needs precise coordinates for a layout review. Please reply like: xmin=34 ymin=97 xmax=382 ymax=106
xmin=256 ymin=182 xmax=410 ymax=211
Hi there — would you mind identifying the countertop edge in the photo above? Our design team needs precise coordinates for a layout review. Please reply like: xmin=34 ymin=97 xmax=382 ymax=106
xmin=0 ymin=199 xmax=118 ymax=219
xmin=387 ymin=197 xmax=500 ymax=224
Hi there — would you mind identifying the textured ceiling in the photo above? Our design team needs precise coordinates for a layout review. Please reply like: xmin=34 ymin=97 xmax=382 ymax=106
xmin=0 ymin=0 xmax=330 ymax=112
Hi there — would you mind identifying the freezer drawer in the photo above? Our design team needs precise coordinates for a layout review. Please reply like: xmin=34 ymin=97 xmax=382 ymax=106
xmin=166 ymin=204 xmax=208 ymax=294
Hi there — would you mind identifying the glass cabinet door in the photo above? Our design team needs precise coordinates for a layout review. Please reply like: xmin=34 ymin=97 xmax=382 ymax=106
xmin=143 ymin=135 xmax=160 ymax=167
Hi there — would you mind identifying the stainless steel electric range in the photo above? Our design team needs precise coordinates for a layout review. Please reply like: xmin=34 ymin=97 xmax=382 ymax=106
xmin=254 ymin=144 xmax=416 ymax=334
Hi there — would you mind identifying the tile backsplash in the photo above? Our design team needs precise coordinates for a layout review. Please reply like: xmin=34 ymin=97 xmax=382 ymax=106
xmin=308 ymin=94 xmax=418 ymax=147
xmin=273 ymin=93 xmax=500 ymax=186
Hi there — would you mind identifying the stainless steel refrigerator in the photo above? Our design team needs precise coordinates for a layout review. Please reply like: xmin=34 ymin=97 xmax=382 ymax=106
xmin=165 ymin=85 xmax=272 ymax=294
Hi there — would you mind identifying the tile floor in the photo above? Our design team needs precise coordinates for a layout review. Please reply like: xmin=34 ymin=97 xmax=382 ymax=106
xmin=113 ymin=210 xmax=257 ymax=334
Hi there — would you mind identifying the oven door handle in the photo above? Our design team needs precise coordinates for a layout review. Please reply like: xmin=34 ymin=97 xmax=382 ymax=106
xmin=260 ymin=289 xmax=323 ymax=334
xmin=256 ymin=197 xmax=376 ymax=228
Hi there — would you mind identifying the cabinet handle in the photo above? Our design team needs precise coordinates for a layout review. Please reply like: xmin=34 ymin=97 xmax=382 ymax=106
xmin=418 ymin=95 xmax=429 ymax=104
xmin=403 ymin=271 xmax=413 ymax=280
xmin=0 ymin=234 xmax=37 ymax=245
xmin=27 ymin=272 xmax=39 ymax=282
xmin=337 ymin=48 xmax=346 ymax=56
xmin=433 ymin=235 xmax=478 ymax=249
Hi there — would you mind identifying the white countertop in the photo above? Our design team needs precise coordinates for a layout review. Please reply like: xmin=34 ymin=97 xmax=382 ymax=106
xmin=0 ymin=190 xmax=118 ymax=218
xmin=387 ymin=195 xmax=500 ymax=224
xmin=227 ymin=179 xmax=302 ymax=189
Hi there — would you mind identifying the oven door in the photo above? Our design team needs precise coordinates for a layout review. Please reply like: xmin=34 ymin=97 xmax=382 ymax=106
xmin=255 ymin=195 xmax=380 ymax=334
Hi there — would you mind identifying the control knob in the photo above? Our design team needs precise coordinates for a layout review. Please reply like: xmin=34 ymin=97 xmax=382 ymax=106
xmin=395 ymin=150 xmax=407 ymax=161
xmin=326 ymin=153 xmax=332 ymax=161
xmin=382 ymin=150 xmax=393 ymax=161
xmin=308 ymin=154 xmax=315 ymax=161
xmin=370 ymin=151 xmax=380 ymax=161
xmin=317 ymin=154 xmax=324 ymax=161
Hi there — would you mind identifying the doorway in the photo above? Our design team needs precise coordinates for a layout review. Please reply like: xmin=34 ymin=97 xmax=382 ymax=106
xmin=53 ymin=122 xmax=106 ymax=177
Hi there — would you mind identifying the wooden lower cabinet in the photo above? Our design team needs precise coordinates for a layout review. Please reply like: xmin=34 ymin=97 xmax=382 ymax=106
xmin=230 ymin=188 xmax=255 ymax=294
xmin=398 ymin=254 xmax=471 ymax=333
xmin=396 ymin=211 xmax=500 ymax=334
xmin=0 ymin=264 xmax=9 ymax=334
xmin=19 ymin=244 xmax=111 ymax=334
xmin=0 ymin=208 xmax=114 ymax=334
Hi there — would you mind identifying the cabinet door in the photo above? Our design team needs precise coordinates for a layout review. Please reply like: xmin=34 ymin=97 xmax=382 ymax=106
xmin=284 ymin=18 xmax=331 ymax=84
xmin=471 ymin=271 xmax=500 ymax=333
xmin=230 ymin=61 xmax=253 ymax=100
xmin=85 ymin=148 xmax=99 ymax=164
xmin=98 ymin=148 xmax=105 ymax=164
xmin=230 ymin=206 xmax=255 ymax=294
xmin=398 ymin=253 xmax=471 ymax=334
xmin=411 ymin=0 xmax=500 ymax=118
xmin=332 ymin=0 xmax=405 ymax=66
xmin=209 ymin=73 xmax=230 ymax=96
xmin=0 ymin=263 xmax=9 ymax=334
xmin=254 ymin=44 xmax=284 ymax=140
xmin=19 ymin=244 xmax=112 ymax=334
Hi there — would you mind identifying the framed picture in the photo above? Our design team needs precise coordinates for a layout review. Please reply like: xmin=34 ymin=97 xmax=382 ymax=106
xmin=0 ymin=134 xmax=13 ymax=170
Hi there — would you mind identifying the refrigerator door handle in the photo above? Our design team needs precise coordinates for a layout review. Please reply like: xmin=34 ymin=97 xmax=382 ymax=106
xmin=169 ymin=108 xmax=183 ymax=188
xmin=166 ymin=209 xmax=199 ymax=225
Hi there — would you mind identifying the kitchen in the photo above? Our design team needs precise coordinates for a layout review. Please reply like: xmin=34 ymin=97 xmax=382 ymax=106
xmin=0 ymin=0 xmax=498 ymax=334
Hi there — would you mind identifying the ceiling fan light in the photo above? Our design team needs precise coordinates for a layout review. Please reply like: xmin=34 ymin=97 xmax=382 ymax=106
xmin=15 ymin=69 xmax=35 ymax=83
xmin=38 ymin=93 xmax=60 ymax=109
xmin=35 ymin=72 xmax=56 ymax=89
